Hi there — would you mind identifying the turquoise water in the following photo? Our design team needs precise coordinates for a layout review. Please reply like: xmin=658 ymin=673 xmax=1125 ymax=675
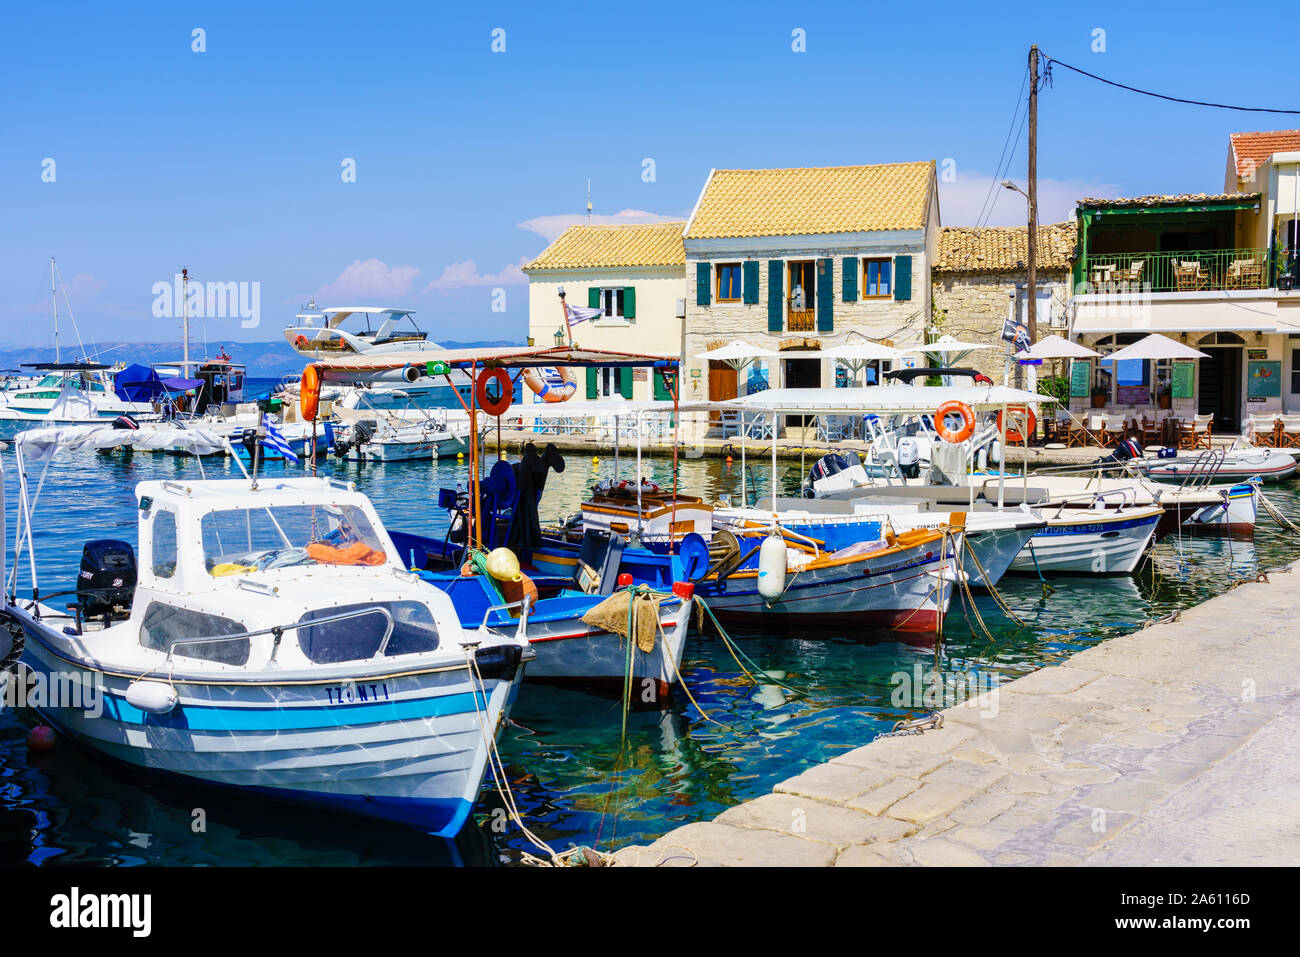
xmin=2 ymin=440 xmax=1297 ymax=867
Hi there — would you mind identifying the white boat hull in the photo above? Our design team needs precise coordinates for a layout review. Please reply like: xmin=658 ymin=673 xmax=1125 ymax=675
xmin=1010 ymin=507 xmax=1160 ymax=575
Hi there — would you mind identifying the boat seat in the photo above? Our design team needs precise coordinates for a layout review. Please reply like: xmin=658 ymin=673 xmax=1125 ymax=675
xmin=574 ymin=529 xmax=627 ymax=596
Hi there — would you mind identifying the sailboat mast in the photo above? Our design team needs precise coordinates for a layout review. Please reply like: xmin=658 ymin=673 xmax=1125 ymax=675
xmin=50 ymin=257 xmax=60 ymax=363
xmin=182 ymin=267 xmax=191 ymax=377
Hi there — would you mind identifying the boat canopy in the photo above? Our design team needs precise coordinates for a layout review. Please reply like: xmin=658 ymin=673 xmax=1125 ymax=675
xmin=14 ymin=424 xmax=229 ymax=461
xmin=312 ymin=345 xmax=680 ymax=382
xmin=724 ymin=384 xmax=1051 ymax=414
xmin=114 ymin=363 xmax=165 ymax=402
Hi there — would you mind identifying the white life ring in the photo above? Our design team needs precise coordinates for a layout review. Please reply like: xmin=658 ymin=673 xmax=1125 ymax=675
xmin=523 ymin=366 xmax=577 ymax=403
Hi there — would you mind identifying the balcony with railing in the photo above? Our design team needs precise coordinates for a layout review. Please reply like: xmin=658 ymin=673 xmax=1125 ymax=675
xmin=786 ymin=298 xmax=815 ymax=332
xmin=1082 ymin=248 xmax=1275 ymax=294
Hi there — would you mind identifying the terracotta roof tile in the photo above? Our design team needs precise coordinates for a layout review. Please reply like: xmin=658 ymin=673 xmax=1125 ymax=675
xmin=1077 ymin=192 xmax=1259 ymax=209
xmin=933 ymin=222 xmax=1076 ymax=274
xmin=523 ymin=222 xmax=686 ymax=271
xmin=684 ymin=162 xmax=934 ymax=239
xmin=1230 ymin=129 xmax=1300 ymax=179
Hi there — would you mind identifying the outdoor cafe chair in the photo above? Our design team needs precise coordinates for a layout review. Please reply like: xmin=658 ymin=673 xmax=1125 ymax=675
xmin=1179 ymin=413 xmax=1213 ymax=450
xmin=1065 ymin=412 xmax=1091 ymax=448
xmin=1277 ymin=414 xmax=1300 ymax=449
xmin=1100 ymin=413 xmax=1128 ymax=447
xmin=1137 ymin=415 xmax=1161 ymax=446
xmin=1247 ymin=412 xmax=1281 ymax=447
xmin=744 ymin=414 xmax=774 ymax=441
xmin=1173 ymin=260 xmax=1206 ymax=292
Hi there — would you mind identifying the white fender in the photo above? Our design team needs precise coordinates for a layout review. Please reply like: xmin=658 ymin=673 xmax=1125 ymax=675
xmin=125 ymin=679 xmax=179 ymax=714
xmin=756 ymin=534 xmax=788 ymax=602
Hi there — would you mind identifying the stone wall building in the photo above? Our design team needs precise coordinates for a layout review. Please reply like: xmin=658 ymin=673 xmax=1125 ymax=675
xmin=681 ymin=162 xmax=940 ymax=434
xmin=930 ymin=222 xmax=1077 ymax=383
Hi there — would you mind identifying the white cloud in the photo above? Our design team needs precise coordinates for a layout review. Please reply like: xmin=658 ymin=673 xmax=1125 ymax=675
xmin=20 ymin=272 xmax=105 ymax=313
xmin=517 ymin=208 xmax=682 ymax=242
xmin=938 ymin=172 xmax=1121 ymax=227
xmin=315 ymin=258 xmax=419 ymax=301
xmin=423 ymin=257 xmax=528 ymax=293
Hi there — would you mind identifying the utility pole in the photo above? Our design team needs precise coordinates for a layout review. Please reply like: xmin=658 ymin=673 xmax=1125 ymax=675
xmin=182 ymin=267 xmax=191 ymax=377
xmin=1027 ymin=44 xmax=1039 ymax=344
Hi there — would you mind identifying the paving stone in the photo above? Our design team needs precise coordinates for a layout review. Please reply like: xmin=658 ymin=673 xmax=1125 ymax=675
xmin=1070 ymin=673 xmax=1156 ymax=705
xmin=833 ymin=745 xmax=953 ymax=779
xmin=950 ymin=747 xmax=1000 ymax=765
xmin=885 ymin=780 xmax=981 ymax=825
xmin=1004 ymin=773 xmax=1053 ymax=795
xmin=926 ymin=760 xmax=1012 ymax=790
xmin=643 ymin=822 xmax=837 ymax=867
xmin=846 ymin=777 xmax=922 ymax=816
xmin=947 ymin=826 xmax=1015 ymax=851
xmin=1079 ymin=777 xmax=1175 ymax=815
xmin=1045 ymin=810 xmax=1137 ymax=850
xmin=1107 ymin=728 xmax=1185 ymax=749
xmin=1043 ymin=766 xmax=1120 ymax=788
xmin=1002 ymin=665 xmax=1104 ymax=696
xmin=906 ymin=837 xmax=991 ymax=867
xmin=947 ymin=791 xmax=1019 ymax=827
xmin=774 ymin=762 xmax=894 ymax=804
xmin=833 ymin=843 xmax=909 ymax=867
xmin=717 ymin=793 xmax=914 ymax=849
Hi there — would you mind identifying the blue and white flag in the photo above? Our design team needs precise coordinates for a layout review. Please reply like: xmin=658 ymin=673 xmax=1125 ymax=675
xmin=261 ymin=413 xmax=299 ymax=463
xmin=564 ymin=305 xmax=604 ymax=326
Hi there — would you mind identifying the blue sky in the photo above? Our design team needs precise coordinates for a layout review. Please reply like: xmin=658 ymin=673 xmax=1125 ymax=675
xmin=0 ymin=1 xmax=1288 ymax=350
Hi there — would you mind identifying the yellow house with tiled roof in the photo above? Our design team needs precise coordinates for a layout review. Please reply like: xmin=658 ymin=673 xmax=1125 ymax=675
xmin=681 ymin=161 xmax=940 ymax=427
xmin=523 ymin=221 xmax=687 ymax=402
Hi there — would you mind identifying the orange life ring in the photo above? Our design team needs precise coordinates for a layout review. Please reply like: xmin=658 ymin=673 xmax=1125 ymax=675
xmin=934 ymin=400 xmax=976 ymax=444
xmin=475 ymin=368 xmax=512 ymax=417
xmin=294 ymin=334 xmax=310 ymax=350
xmin=996 ymin=405 xmax=1037 ymax=443
xmin=300 ymin=364 xmax=321 ymax=422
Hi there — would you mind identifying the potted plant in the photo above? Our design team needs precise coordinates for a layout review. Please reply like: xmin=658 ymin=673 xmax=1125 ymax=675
xmin=1091 ymin=385 xmax=1109 ymax=409
xmin=1157 ymin=385 xmax=1172 ymax=410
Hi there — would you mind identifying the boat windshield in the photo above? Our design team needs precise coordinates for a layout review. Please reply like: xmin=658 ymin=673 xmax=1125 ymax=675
xmin=200 ymin=503 xmax=391 ymax=576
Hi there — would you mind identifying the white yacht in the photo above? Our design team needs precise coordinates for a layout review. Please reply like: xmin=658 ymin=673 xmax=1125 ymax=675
xmin=0 ymin=363 xmax=160 ymax=436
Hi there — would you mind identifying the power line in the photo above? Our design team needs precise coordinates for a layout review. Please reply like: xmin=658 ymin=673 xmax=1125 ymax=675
xmin=1042 ymin=54 xmax=1300 ymax=114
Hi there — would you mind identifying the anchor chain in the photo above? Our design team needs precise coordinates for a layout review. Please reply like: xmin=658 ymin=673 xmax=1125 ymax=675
xmin=879 ymin=711 xmax=944 ymax=738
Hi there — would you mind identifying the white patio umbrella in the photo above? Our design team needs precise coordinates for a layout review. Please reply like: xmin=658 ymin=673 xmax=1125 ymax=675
xmin=695 ymin=339 xmax=779 ymax=370
xmin=1015 ymin=334 xmax=1101 ymax=360
xmin=918 ymin=334 xmax=998 ymax=366
xmin=1102 ymin=333 xmax=1209 ymax=362
xmin=823 ymin=341 xmax=917 ymax=387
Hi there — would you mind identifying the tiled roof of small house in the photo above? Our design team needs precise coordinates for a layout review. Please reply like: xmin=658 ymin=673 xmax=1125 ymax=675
xmin=522 ymin=221 xmax=686 ymax=271
xmin=933 ymin=222 xmax=1076 ymax=274
xmin=684 ymin=161 xmax=935 ymax=239
xmin=1076 ymin=192 xmax=1260 ymax=209
xmin=1229 ymin=129 xmax=1300 ymax=179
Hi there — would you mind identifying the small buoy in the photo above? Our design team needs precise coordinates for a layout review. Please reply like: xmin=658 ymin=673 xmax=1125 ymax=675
xmin=726 ymin=455 xmax=733 ymax=463
xmin=27 ymin=725 xmax=56 ymax=752
xmin=591 ymin=456 xmax=599 ymax=465
xmin=456 ymin=452 xmax=464 ymax=460
xmin=617 ymin=572 xmax=633 ymax=587
xmin=126 ymin=679 xmax=179 ymax=714
xmin=485 ymin=547 xmax=522 ymax=583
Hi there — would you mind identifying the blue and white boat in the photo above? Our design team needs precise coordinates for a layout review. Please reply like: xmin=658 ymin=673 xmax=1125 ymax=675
xmin=2 ymin=426 xmax=531 ymax=837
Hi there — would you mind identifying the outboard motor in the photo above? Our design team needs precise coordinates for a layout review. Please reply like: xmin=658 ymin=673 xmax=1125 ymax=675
xmin=1100 ymin=438 xmax=1143 ymax=465
xmin=77 ymin=539 xmax=137 ymax=622
xmin=896 ymin=437 xmax=921 ymax=479
xmin=239 ymin=427 xmax=259 ymax=461
xmin=112 ymin=414 xmax=139 ymax=430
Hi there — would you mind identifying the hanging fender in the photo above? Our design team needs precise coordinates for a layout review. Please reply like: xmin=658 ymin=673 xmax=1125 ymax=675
xmin=300 ymin=364 xmax=322 ymax=422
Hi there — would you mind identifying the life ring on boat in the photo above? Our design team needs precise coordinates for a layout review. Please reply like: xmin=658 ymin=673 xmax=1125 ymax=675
xmin=294 ymin=334 xmax=310 ymax=350
xmin=474 ymin=368 xmax=513 ymax=417
xmin=522 ymin=366 xmax=578 ymax=403
xmin=996 ymin=405 xmax=1036 ymax=443
xmin=934 ymin=400 xmax=976 ymax=444
xmin=300 ymin=364 xmax=322 ymax=421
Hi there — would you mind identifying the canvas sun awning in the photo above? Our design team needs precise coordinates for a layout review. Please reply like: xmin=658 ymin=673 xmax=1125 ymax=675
xmin=1101 ymin=333 xmax=1209 ymax=362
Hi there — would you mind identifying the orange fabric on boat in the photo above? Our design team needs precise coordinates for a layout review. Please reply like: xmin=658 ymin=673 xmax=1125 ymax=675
xmin=305 ymin=540 xmax=386 ymax=566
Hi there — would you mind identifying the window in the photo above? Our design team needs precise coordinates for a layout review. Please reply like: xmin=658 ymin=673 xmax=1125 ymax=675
xmin=1291 ymin=348 xmax=1300 ymax=394
xmin=296 ymin=601 xmax=440 ymax=664
xmin=598 ymin=287 xmax=625 ymax=319
xmin=200 ymin=503 xmax=391 ymax=576
xmin=863 ymin=258 xmax=892 ymax=297
xmin=141 ymin=602 xmax=249 ymax=665
xmin=152 ymin=509 xmax=178 ymax=579
xmin=716 ymin=264 xmax=742 ymax=302
xmin=593 ymin=367 xmax=622 ymax=399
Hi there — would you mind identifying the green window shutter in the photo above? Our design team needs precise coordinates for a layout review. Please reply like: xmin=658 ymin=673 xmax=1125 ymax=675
xmin=586 ymin=367 xmax=598 ymax=399
xmin=588 ymin=287 xmax=600 ymax=309
xmin=816 ymin=258 xmax=834 ymax=332
xmin=841 ymin=257 xmax=858 ymax=302
xmin=894 ymin=255 xmax=912 ymax=301
xmin=696 ymin=262 xmax=711 ymax=306
xmin=767 ymin=260 xmax=784 ymax=332
xmin=623 ymin=286 xmax=636 ymax=319
xmin=742 ymin=261 xmax=759 ymax=304
xmin=617 ymin=367 xmax=633 ymax=399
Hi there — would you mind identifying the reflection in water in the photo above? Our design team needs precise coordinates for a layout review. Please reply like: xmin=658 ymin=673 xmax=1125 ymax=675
xmin=2 ymin=445 xmax=1299 ymax=865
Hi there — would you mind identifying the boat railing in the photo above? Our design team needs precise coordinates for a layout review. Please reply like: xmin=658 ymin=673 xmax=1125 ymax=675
xmin=1177 ymin=448 xmax=1226 ymax=494
xmin=166 ymin=604 xmax=395 ymax=663
xmin=479 ymin=596 xmax=533 ymax=637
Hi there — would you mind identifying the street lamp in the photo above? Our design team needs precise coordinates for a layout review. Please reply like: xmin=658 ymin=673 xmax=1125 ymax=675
xmin=1002 ymin=179 xmax=1037 ymax=344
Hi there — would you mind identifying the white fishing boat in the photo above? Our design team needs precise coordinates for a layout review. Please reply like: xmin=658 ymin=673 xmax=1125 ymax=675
xmin=332 ymin=400 xmax=470 ymax=462
xmin=1134 ymin=447 xmax=1296 ymax=483
xmin=1 ymin=427 xmax=531 ymax=836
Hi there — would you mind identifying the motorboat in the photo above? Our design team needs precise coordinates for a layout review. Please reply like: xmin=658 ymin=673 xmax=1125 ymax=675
xmin=0 ymin=363 xmax=159 ymax=436
xmin=1133 ymin=446 xmax=1296 ymax=483
xmin=284 ymin=304 xmax=432 ymax=360
xmin=331 ymin=392 xmax=470 ymax=462
xmin=2 ymin=426 xmax=531 ymax=837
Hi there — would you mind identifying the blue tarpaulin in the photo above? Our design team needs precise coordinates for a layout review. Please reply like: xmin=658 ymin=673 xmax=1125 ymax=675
xmin=161 ymin=377 xmax=204 ymax=392
xmin=114 ymin=364 xmax=164 ymax=402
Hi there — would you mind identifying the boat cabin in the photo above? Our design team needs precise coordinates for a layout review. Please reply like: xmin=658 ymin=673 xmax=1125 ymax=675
xmin=284 ymin=306 xmax=431 ymax=358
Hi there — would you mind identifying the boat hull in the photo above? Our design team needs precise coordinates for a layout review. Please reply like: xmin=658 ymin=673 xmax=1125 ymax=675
xmin=1010 ymin=508 xmax=1160 ymax=575
xmin=14 ymin=609 xmax=519 ymax=837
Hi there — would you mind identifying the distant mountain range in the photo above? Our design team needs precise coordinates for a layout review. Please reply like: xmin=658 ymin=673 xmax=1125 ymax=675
xmin=0 ymin=338 xmax=523 ymax=379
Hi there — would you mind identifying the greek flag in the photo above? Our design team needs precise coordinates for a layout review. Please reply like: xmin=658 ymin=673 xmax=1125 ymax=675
xmin=261 ymin=414 xmax=299 ymax=463
xmin=564 ymin=304 xmax=604 ymax=326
